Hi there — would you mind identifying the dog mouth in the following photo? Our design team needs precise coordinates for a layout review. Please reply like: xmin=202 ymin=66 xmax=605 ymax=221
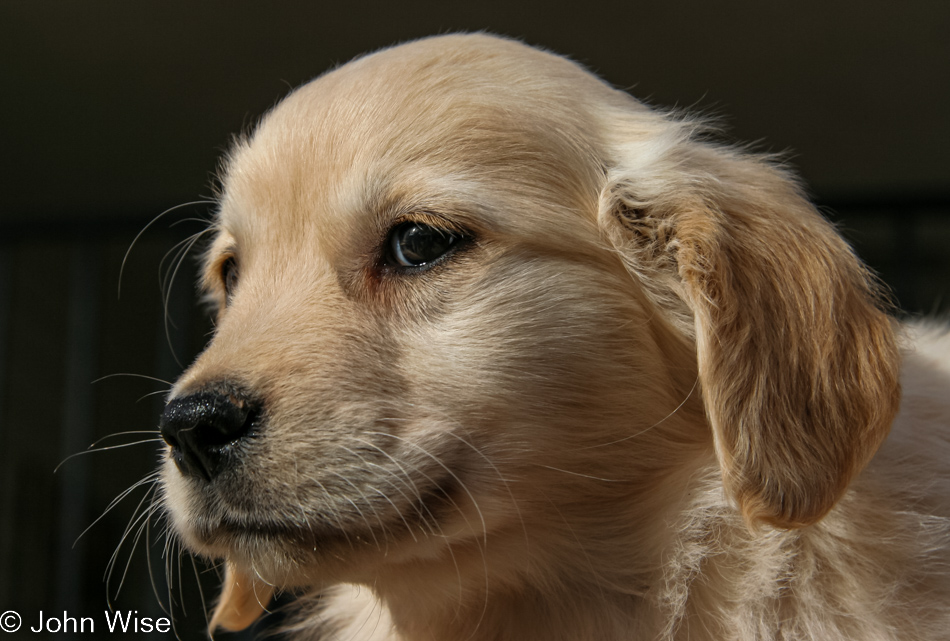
xmin=216 ymin=517 xmax=316 ymax=541
xmin=178 ymin=471 xmax=464 ymax=557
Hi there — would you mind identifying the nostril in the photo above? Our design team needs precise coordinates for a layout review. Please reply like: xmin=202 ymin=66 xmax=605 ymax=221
xmin=161 ymin=430 xmax=180 ymax=450
xmin=159 ymin=390 xmax=260 ymax=481
xmin=198 ymin=393 xmax=259 ymax=446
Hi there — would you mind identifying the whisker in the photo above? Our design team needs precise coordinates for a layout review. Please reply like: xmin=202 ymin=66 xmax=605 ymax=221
xmin=352 ymin=434 xmax=459 ymax=538
xmin=113 ymin=507 xmax=154 ymax=600
xmin=106 ymin=484 xmax=160 ymax=601
xmin=175 ymin=535 xmax=186 ymax=616
xmin=442 ymin=429 xmax=530 ymax=567
xmin=361 ymin=431 xmax=486 ymax=626
xmin=160 ymin=228 xmax=212 ymax=368
xmin=88 ymin=429 xmax=162 ymax=444
xmin=169 ymin=216 xmax=214 ymax=229
xmin=339 ymin=445 xmax=420 ymax=543
xmin=189 ymin=553 xmax=211 ymax=632
xmin=78 ymin=472 xmax=161 ymax=547
xmin=582 ymin=374 xmax=700 ymax=449
xmin=92 ymin=372 xmax=175 ymax=387
xmin=534 ymin=465 xmax=621 ymax=482
xmin=53 ymin=432 xmax=162 ymax=474
xmin=347 ymin=439 xmax=428 ymax=505
xmin=367 ymin=431 xmax=488 ymax=545
xmin=290 ymin=454 xmax=318 ymax=542
xmin=310 ymin=478 xmax=354 ymax=549
xmin=55 ymin=438 xmax=163 ymax=474
xmin=119 ymin=200 xmax=216 ymax=299
xmin=158 ymin=229 xmax=207 ymax=296
xmin=346 ymin=436 xmax=466 ymax=611
xmin=144 ymin=502 xmax=170 ymax=616
xmin=163 ymin=525 xmax=187 ymax=640
xmin=137 ymin=389 xmax=172 ymax=403
xmin=330 ymin=472 xmax=386 ymax=551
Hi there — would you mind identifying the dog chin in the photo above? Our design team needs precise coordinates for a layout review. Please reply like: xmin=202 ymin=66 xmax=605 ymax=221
xmin=161 ymin=462 xmax=454 ymax=588
xmin=166 ymin=507 xmax=366 ymax=588
xmin=164 ymin=471 xmax=320 ymax=551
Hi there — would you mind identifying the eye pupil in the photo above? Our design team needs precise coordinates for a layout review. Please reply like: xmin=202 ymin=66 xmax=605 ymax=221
xmin=222 ymin=257 xmax=239 ymax=300
xmin=390 ymin=222 xmax=460 ymax=268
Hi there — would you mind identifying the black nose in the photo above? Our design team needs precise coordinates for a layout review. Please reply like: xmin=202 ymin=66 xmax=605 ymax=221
xmin=159 ymin=391 xmax=259 ymax=481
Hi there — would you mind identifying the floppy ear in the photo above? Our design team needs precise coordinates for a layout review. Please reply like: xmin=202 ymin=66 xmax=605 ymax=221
xmin=208 ymin=561 xmax=274 ymax=636
xmin=599 ymin=135 xmax=901 ymax=529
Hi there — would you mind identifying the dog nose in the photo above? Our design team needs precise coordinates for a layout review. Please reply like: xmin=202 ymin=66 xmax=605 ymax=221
xmin=159 ymin=391 xmax=259 ymax=481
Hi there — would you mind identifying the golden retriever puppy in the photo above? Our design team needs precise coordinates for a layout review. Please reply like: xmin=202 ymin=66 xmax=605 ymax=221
xmin=157 ymin=34 xmax=950 ymax=640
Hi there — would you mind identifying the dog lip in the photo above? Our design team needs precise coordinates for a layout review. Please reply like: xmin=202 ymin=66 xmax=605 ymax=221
xmin=217 ymin=516 xmax=313 ymax=539
xmin=198 ymin=515 xmax=342 ymax=551
xmin=196 ymin=473 xmax=462 ymax=549
xmin=207 ymin=516 xmax=390 ymax=556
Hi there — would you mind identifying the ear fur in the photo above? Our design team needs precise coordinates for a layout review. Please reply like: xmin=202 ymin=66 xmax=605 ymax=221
xmin=208 ymin=561 xmax=274 ymax=635
xmin=599 ymin=125 xmax=902 ymax=529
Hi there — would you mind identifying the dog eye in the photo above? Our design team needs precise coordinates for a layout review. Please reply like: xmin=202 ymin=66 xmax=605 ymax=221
xmin=387 ymin=222 xmax=462 ymax=268
xmin=221 ymin=256 xmax=239 ymax=300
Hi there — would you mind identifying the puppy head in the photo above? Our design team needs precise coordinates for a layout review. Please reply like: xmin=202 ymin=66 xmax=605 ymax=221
xmin=156 ymin=34 xmax=900 ymax=630
xmin=163 ymin=32 xmax=679 ymax=602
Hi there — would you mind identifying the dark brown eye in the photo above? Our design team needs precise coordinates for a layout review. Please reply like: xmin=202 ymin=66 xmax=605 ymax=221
xmin=387 ymin=222 xmax=462 ymax=268
xmin=221 ymin=256 xmax=239 ymax=301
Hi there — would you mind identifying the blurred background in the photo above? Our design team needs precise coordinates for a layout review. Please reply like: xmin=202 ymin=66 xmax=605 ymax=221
xmin=1 ymin=0 xmax=948 ymax=638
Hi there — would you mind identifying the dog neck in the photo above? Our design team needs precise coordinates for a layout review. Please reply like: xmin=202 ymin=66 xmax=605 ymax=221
xmin=334 ymin=443 xmax=715 ymax=640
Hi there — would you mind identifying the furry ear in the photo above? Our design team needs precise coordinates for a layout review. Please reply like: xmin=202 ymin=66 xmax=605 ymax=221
xmin=599 ymin=137 xmax=901 ymax=529
xmin=208 ymin=561 xmax=274 ymax=635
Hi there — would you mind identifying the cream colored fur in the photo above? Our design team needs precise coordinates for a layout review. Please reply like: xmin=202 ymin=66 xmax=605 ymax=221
xmin=158 ymin=34 xmax=950 ymax=640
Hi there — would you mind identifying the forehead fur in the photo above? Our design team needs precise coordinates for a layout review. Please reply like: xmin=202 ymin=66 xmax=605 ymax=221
xmin=216 ymin=35 xmax=645 ymax=247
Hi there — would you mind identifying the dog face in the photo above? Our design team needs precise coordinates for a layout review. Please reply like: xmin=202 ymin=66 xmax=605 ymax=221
xmin=158 ymin=34 xmax=900 ymax=632
xmin=162 ymin=33 xmax=695 ymax=583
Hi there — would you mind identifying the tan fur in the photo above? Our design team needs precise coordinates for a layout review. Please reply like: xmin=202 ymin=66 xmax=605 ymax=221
xmin=207 ymin=561 xmax=275 ymax=633
xmin=157 ymin=34 xmax=950 ymax=640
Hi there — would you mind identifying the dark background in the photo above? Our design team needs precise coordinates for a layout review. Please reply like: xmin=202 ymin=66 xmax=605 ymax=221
xmin=1 ymin=1 xmax=948 ymax=639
